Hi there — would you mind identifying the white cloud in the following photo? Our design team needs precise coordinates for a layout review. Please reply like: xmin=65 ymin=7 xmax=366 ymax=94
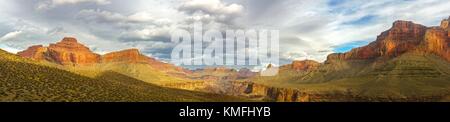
xmin=0 ymin=31 xmax=23 ymax=42
xmin=76 ymin=9 xmax=178 ymax=25
xmin=52 ymin=0 xmax=111 ymax=5
xmin=179 ymin=0 xmax=244 ymax=26
xmin=270 ymin=0 xmax=450 ymax=62
xmin=37 ymin=0 xmax=111 ymax=10
xmin=2 ymin=0 xmax=450 ymax=66
xmin=77 ymin=9 xmax=129 ymax=23
xmin=179 ymin=0 xmax=243 ymax=15
xmin=119 ymin=27 xmax=172 ymax=41
xmin=75 ymin=9 xmax=179 ymax=42
xmin=0 ymin=44 xmax=21 ymax=53
xmin=128 ymin=11 xmax=155 ymax=23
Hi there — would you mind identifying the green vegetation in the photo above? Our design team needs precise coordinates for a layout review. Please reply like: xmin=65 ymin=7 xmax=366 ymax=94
xmin=0 ymin=49 xmax=248 ymax=102
xmin=252 ymin=53 xmax=450 ymax=99
xmin=62 ymin=62 xmax=192 ymax=85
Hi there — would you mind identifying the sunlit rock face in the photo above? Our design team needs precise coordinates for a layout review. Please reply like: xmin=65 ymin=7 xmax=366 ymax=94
xmin=46 ymin=37 xmax=100 ymax=65
xmin=441 ymin=16 xmax=450 ymax=31
xmin=327 ymin=21 xmax=427 ymax=61
xmin=424 ymin=27 xmax=450 ymax=62
xmin=17 ymin=45 xmax=47 ymax=60
xmin=18 ymin=37 xmax=100 ymax=65
xmin=290 ymin=60 xmax=320 ymax=71
xmin=18 ymin=37 xmax=193 ymax=81
xmin=101 ymin=49 xmax=148 ymax=63
xmin=326 ymin=18 xmax=450 ymax=63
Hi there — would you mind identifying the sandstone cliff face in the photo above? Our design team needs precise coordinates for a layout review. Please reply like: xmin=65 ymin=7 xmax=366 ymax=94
xmin=440 ymin=16 xmax=450 ymax=62
xmin=377 ymin=21 xmax=423 ymax=57
xmin=18 ymin=37 xmax=100 ymax=65
xmin=101 ymin=49 xmax=148 ymax=63
xmin=17 ymin=45 xmax=47 ymax=60
xmin=18 ymin=37 xmax=187 ymax=71
xmin=328 ymin=21 xmax=427 ymax=61
xmin=424 ymin=27 xmax=450 ymax=62
xmin=163 ymin=81 xmax=331 ymax=102
xmin=47 ymin=37 xmax=100 ymax=65
xmin=102 ymin=48 xmax=189 ymax=73
xmin=441 ymin=16 xmax=450 ymax=31
xmin=290 ymin=60 xmax=320 ymax=71
xmin=223 ymin=81 xmax=320 ymax=102
xmin=327 ymin=18 xmax=450 ymax=63
xmin=164 ymin=81 xmax=447 ymax=102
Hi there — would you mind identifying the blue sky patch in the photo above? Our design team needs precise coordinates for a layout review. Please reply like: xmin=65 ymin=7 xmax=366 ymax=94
xmin=333 ymin=40 xmax=370 ymax=53
xmin=327 ymin=0 xmax=347 ymax=6
xmin=344 ymin=15 xmax=376 ymax=25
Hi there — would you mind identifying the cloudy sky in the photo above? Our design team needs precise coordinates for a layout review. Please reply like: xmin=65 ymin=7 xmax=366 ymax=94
xmin=0 ymin=0 xmax=449 ymax=69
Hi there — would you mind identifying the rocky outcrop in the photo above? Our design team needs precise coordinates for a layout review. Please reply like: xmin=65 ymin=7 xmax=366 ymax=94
xmin=237 ymin=68 xmax=257 ymax=78
xmin=102 ymin=48 xmax=189 ymax=73
xmin=18 ymin=37 xmax=100 ymax=65
xmin=47 ymin=37 xmax=100 ymax=65
xmin=17 ymin=37 xmax=192 ymax=79
xmin=162 ymin=81 xmax=209 ymax=91
xmin=198 ymin=67 xmax=237 ymax=73
xmin=164 ymin=80 xmax=448 ymax=102
xmin=17 ymin=45 xmax=47 ymax=60
xmin=18 ymin=37 xmax=187 ymax=70
xmin=328 ymin=21 xmax=427 ymax=61
xmin=222 ymin=81 xmax=320 ymax=102
xmin=101 ymin=49 xmax=148 ymax=63
xmin=441 ymin=16 xmax=450 ymax=31
xmin=327 ymin=18 xmax=450 ymax=63
xmin=290 ymin=60 xmax=320 ymax=71
xmin=423 ymin=27 xmax=450 ymax=61
xmin=163 ymin=81 xmax=339 ymax=102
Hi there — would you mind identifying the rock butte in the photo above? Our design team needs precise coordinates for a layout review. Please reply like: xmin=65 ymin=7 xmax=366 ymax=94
xmin=18 ymin=17 xmax=450 ymax=71
xmin=323 ymin=17 xmax=450 ymax=63
xmin=290 ymin=60 xmax=320 ymax=71
xmin=14 ymin=16 xmax=450 ymax=102
xmin=19 ymin=37 xmax=100 ymax=65
xmin=17 ymin=37 xmax=187 ymax=73
xmin=102 ymin=48 xmax=148 ymax=63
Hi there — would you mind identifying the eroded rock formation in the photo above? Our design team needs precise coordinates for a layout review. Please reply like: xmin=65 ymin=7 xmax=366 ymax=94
xmin=326 ymin=17 xmax=450 ymax=63
xmin=101 ymin=49 xmax=148 ymax=63
xmin=290 ymin=60 xmax=320 ymax=71
xmin=18 ymin=37 xmax=100 ymax=65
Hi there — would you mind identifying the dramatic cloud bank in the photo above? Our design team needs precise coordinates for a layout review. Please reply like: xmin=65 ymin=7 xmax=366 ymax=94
xmin=1 ymin=0 xmax=450 ymax=69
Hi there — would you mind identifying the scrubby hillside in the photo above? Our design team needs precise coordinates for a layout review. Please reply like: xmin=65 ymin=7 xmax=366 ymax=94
xmin=0 ymin=49 xmax=247 ymax=102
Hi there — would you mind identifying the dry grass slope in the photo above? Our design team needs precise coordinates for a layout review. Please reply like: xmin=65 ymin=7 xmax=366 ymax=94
xmin=0 ymin=49 xmax=248 ymax=102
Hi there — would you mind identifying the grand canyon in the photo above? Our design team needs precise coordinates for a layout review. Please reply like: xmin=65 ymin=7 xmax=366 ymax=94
xmin=0 ymin=16 xmax=448 ymax=102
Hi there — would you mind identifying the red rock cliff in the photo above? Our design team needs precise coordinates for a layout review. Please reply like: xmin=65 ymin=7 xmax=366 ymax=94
xmin=327 ymin=18 xmax=450 ymax=62
xmin=17 ymin=45 xmax=47 ymax=60
xmin=46 ymin=37 xmax=100 ymax=65
xmin=423 ymin=27 xmax=450 ymax=61
xmin=101 ymin=49 xmax=148 ymax=63
xmin=291 ymin=60 xmax=320 ymax=71
xmin=18 ymin=37 xmax=100 ymax=65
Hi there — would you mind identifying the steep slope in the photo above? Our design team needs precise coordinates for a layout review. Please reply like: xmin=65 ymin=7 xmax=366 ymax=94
xmin=155 ymin=18 xmax=450 ymax=101
xmin=101 ymin=48 xmax=188 ymax=73
xmin=18 ymin=37 xmax=100 ymax=65
xmin=272 ymin=17 xmax=450 ymax=83
xmin=0 ymin=49 xmax=247 ymax=102
xmin=248 ymin=17 xmax=450 ymax=100
xmin=17 ymin=37 xmax=194 ymax=85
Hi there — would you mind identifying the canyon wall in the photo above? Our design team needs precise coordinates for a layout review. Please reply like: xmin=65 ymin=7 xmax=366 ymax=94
xmin=163 ymin=81 xmax=448 ymax=102
xmin=162 ymin=81 xmax=343 ymax=102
